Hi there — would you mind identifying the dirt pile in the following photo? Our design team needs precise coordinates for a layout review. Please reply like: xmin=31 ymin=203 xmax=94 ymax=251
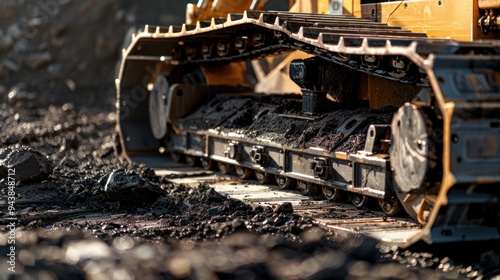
xmin=177 ymin=95 xmax=396 ymax=153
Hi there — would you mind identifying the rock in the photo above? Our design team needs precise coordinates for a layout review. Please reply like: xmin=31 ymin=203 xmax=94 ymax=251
xmin=1 ymin=59 xmax=20 ymax=73
xmin=7 ymin=24 xmax=22 ymax=39
xmin=20 ymin=130 xmax=37 ymax=145
xmin=13 ymin=39 xmax=32 ymax=53
xmin=178 ymin=218 xmax=190 ymax=226
xmin=93 ymin=142 xmax=114 ymax=158
xmin=0 ymin=146 xmax=14 ymax=176
xmin=60 ymin=156 xmax=78 ymax=168
xmin=100 ymin=169 xmax=163 ymax=204
xmin=2 ymin=135 xmax=20 ymax=146
xmin=0 ymin=59 xmax=19 ymax=81
xmin=274 ymin=202 xmax=294 ymax=214
xmin=0 ymin=35 xmax=13 ymax=51
xmin=1 ymin=146 xmax=53 ymax=183
xmin=24 ymin=52 xmax=53 ymax=70
xmin=26 ymin=17 xmax=45 ymax=29
xmin=47 ymin=63 xmax=63 ymax=74
xmin=208 ymin=207 xmax=220 ymax=216
xmin=65 ymin=193 xmax=77 ymax=205
xmin=231 ymin=218 xmax=246 ymax=231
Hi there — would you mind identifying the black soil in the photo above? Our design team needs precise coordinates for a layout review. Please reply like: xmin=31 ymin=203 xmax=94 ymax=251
xmin=176 ymin=95 xmax=396 ymax=153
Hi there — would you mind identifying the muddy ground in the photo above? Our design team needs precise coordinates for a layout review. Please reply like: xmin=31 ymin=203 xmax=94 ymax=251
xmin=0 ymin=0 xmax=499 ymax=279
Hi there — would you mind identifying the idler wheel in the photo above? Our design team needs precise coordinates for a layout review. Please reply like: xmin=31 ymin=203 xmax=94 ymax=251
xmin=255 ymin=170 xmax=272 ymax=184
xmin=389 ymin=103 xmax=439 ymax=221
xmin=275 ymin=175 xmax=295 ymax=190
xmin=235 ymin=166 xmax=253 ymax=179
xmin=322 ymin=186 xmax=344 ymax=201
xmin=149 ymin=76 xmax=169 ymax=140
xmin=390 ymin=103 xmax=436 ymax=194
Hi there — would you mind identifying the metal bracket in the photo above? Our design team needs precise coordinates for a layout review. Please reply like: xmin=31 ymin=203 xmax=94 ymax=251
xmin=250 ymin=146 xmax=267 ymax=164
xmin=310 ymin=157 xmax=330 ymax=179
xmin=364 ymin=124 xmax=391 ymax=154
xmin=224 ymin=141 xmax=239 ymax=160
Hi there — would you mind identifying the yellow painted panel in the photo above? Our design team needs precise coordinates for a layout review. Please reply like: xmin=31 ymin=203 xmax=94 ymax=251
xmin=290 ymin=0 xmax=330 ymax=14
xmin=342 ymin=0 xmax=361 ymax=18
xmin=478 ymin=0 xmax=500 ymax=9
xmin=363 ymin=0 xmax=500 ymax=41
xmin=382 ymin=0 xmax=474 ymax=41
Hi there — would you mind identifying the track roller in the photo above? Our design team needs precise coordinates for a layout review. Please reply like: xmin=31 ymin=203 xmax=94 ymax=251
xmin=235 ymin=166 xmax=253 ymax=179
xmin=297 ymin=180 xmax=319 ymax=195
xmin=200 ymin=158 xmax=215 ymax=170
xmin=275 ymin=175 xmax=296 ymax=190
xmin=255 ymin=170 xmax=272 ymax=184
xmin=185 ymin=155 xmax=198 ymax=167
xmin=322 ymin=186 xmax=344 ymax=201
xmin=378 ymin=196 xmax=402 ymax=216
xmin=348 ymin=193 xmax=375 ymax=209
xmin=217 ymin=162 xmax=232 ymax=175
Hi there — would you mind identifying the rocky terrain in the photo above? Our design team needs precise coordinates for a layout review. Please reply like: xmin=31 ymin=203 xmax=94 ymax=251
xmin=0 ymin=1 xmax=499 ymax=279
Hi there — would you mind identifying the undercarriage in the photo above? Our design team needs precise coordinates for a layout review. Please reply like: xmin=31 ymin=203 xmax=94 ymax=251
xmin=116 ymin=8 xmax=500 ymax=246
